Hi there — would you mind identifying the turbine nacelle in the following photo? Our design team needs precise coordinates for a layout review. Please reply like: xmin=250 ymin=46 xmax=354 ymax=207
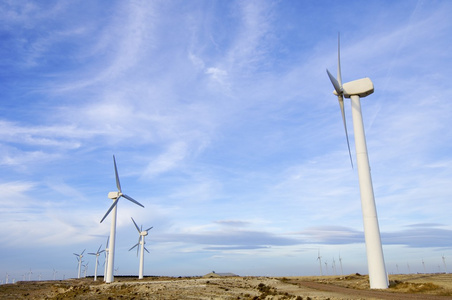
xmin=332 ymin=77 xmax=374 ymax=98
xmin=108 ymin=191 xmax=121 ymax=199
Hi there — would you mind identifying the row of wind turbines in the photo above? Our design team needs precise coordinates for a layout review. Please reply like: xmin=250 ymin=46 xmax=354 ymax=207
xmin=74 ymin=155 xmax=153 ymax=282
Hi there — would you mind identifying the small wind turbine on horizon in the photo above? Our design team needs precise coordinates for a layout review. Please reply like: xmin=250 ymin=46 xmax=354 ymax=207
xmin=339 ymin=254 xmax=344 ymax=276
xmin=129 ymin=217 xmax=153 ymax=279
xmin=317 ymin=250 xmax=323 ymax=276
xmin=83 ymin=262 xmax=89 ymax=278
xmin=442 ymin=255 xmax=447 ymax=273
xmin=73 ymin=249 xmax=85 ymax=279
xmin=89 ymin=245 xmax=105 ymax=281
xmin=103 ymin=236 xmax=109 ymax=282
xmin=326 ymin=34 xmax=388 ymax=289
xmin=100 ymin=155 xmax=144 ymax=283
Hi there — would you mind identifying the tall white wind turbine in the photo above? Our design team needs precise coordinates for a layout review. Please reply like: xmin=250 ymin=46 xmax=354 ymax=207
xmin=73 ymin=249 xmax=85 ymax=279
xmin=129 ymin=217 xmax=153 ymax=279
xmin=88 ymin=245 xmax=105 ymax=281
xmin=100 ymin=155 xmax=144 ymax=283
xmin=326 ymin=35 xmax=388 ymax=289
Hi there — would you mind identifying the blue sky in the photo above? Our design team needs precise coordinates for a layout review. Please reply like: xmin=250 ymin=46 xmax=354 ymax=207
xmin=1 ymin=0 xmax=452 ymax=281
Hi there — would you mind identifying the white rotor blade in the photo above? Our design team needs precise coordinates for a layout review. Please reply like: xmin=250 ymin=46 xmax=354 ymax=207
xmin=131 ymin=217 xmax=141 ymax=233
xmin=129 ymin=243 xmax=139 ymax=252
xmin=122 ymin=194 xmax=144 ymax=208
xmin=144 ymin=247 xmax=150 ymax=254
xmin=326 ymin=69 xmax=342 ymax=95
xmin=338 ymin=95 xmax=353 ymax=168
xmin=100 ymin=198 xmax=119 ymax=223
xmin=113 ymin=155 xmax=122 ymax=192
xmin=145 ymin=226 xmax=153 ymax=232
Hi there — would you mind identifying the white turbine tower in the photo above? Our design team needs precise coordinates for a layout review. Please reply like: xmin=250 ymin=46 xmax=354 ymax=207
xmin=100 ymin=155 xmax=144 ymax=283
xmin=326 ymin=35 xmax=388 ymax=289
xmin=129 ymin=217 xmax=153 ymax=279
xmin=89 ymin=245 xmax=105 ymax=281
xmin=73 ymin=249 xmax=85 ymax=279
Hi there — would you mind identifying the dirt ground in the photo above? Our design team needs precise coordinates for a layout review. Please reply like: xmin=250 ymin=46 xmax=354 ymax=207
xmin=1 ymin=273 xmax=451 ymax=299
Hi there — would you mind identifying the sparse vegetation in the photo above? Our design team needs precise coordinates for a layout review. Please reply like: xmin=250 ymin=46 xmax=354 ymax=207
xmin=1 ymin=274 xmax=451 ymax=299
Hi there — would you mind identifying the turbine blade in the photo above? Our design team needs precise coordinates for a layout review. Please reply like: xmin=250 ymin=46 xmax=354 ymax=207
xmin=113 ymin=155 xmax=122 ymax=192
xmin=81 ymin=249 xmax=86 ymax=255
xmin=100 ymin=198 xmax=119 ymax=223
xmin=129 ymin=243 xmax=139 ymax=251
xmin=145 ymin=226 xmax=153 ymax=232
xmin=97 ymin=245 xmax=102 ymax=253
xmin=131 ymin=217 xmax=140 ymax=233
xmin=106 ymin=236 xmax=110 ymax=247
xmin=339 ymin=95 xmax=353 ymax=168
xmin=144 ymin=247 xmax=150 ymax=253
xmin=326 ymin=69 xmax=342 ymax=95
xmin=122 ymin=194 xmax=144 ymax=208
xmin=88 ymin=253 xmax=96 ymax=255
xmin=337 ymin=32 xmax=342 ymax=87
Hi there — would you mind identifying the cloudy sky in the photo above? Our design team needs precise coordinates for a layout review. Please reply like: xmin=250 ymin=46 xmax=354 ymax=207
xmin=1 ymin=0 xmax=452 ymax=281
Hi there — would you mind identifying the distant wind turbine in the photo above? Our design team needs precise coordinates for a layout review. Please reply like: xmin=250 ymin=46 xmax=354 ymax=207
xmin=53 ymin=269 xmax=58 ymax=280
xmin=324 ymin=261 xmax=328 ymax=275
xmin=73 ymin=249 xmax=85 ymax=279
xmin=442 ymin=255 xmax=447 ymax=273
xmin=332 ymin=257 xmax=337 ymax=275
xmin=129 ymin=217 xmax=153 ymax=279
xmin=100 ymin=155 xmax=144 ymax=283
xmin=83 ymin=262 xmax=89 ymax=278
xmin=103 ymin=236 xmax=109 ymax=282
xmin=89 ymin=245 xmax=105 ymax=281
xmin=326 ymin=34 xmax=388 ymax=289
xmin=317 ymin=250 xmax=323 ymax=276
xmin=339 ymin=254 xmax=344 ymax=276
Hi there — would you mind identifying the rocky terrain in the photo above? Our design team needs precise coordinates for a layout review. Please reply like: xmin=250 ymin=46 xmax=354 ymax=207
xmin=1 ymin=273 xmax=451 ymax=299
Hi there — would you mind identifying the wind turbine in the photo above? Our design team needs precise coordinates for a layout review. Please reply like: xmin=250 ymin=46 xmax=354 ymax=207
xmin=100 ymin=155 xmax=144 ymax=283
xmin=326 ymin=35 xmax=388 ymax=289
xmin=73 ymin=249 xmax=85 ymax=279
xmin=317 ymin=250 xmax=323 ymax=276
xmin=89 ymin=245 xmax=105 ymax=281
xmin=103 ymin=236 xmax=109 ymax=282
xmin=339 ymin=254 xmax=344 ymax=276
xmin=53 ymin=269 xmax=58 ymax=280
xmin=442 ymin=255 xmax=447 ymax=273
xmin=129 ymin=217 xmax=153 ymax=279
